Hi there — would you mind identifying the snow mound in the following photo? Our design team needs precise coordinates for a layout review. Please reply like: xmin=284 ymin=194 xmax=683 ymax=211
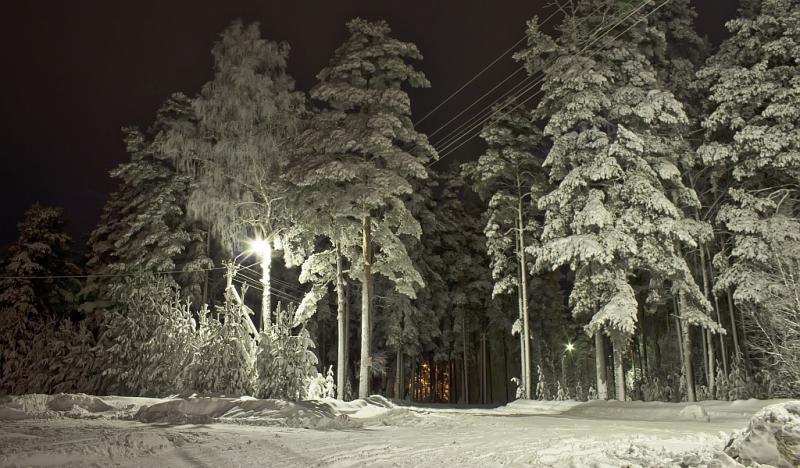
xmin=47 ymin=393 xmax=115 ymax=413
xmin=0 ymin=393 xmax=116 ymax=420
xmin=680 ymin=404 xmax=711 ymax=422
xmin=134 ymin=394 xmax=406 ymax=428
xmin=724 ymin=400 xmax=800 ymax=468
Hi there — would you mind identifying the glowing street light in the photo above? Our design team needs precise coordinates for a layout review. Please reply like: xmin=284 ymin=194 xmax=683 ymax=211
xmin=565 ymin=342 xmax=575 ymax=353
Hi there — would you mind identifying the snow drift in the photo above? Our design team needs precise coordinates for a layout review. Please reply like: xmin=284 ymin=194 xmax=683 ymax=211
xmin=725 ymin=400 xmax=800 ymax=467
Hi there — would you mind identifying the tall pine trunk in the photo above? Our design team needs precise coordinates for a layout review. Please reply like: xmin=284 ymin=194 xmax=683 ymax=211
xmin=706 ymin=245 xmax=728 ymax=376
xmin=612 ymin=340 xmax=625 ymax=401
xmin=679 ymin=292 xmax=696 ymax=402
xmin=595 ymin=331 xmax=608 ymax=400
xmin=358 ymin=216 xmax=372 ymax=399
xmin=462 ymin=313 xmax=469 ymax=404
xmin=517 ymin=181 xmax=532 ymax=400
xmin=336 ymin=247 xmax=347 ymax=400
xmin=698 ymin=243 xmax=716 ymax=398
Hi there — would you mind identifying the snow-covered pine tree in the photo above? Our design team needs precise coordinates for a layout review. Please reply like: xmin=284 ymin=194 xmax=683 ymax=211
xmin=257 ymin=302 xmax=318 ymax=400
xmin=463 ymin=101 xmax=547 ymax=399
xmin=0 ymin=204 xmax=81 ymax=394
xmin=698 ymin=0 xmax=800 ymax=395
xmin=84 ymin=96 xmax=211 ymax=314
xmin=289 ymin=18 xmax=437 ymax=399
xmin=516 ymin=0 xmax=720 ymax=401
xmin=159 ymin=19 xmax=305 ymax=331
xmin=94 ymin=275 xmax=197 ymax=396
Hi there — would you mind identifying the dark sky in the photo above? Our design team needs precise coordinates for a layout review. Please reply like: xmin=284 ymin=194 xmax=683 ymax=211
xmin=1 ymin=1 xmax=736 ymax=250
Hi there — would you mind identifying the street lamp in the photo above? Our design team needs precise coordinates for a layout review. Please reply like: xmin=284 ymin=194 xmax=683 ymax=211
xmin=247 ymin=237 xmax=273 ymax=331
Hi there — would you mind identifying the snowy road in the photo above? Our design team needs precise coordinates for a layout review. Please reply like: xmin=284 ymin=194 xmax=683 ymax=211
xmin=0 ymin=396 xmax=783 ymax=467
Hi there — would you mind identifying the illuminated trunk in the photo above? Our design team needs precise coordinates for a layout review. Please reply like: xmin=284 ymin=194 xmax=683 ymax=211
xmin=358 ymin=216 xmax=372 ymax=399
xmin=260 ymin=245 xmax=271 ymax=331
xmin=336 ymin=247 xmax=347 ymax=400
xmin=517 ymin=180 xmax=532 ymax=400
xmin=595 ymin=332 xmax=608 ymax=400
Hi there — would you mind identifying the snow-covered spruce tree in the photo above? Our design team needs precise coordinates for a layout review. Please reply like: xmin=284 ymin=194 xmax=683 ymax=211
xmin=94 ymin=275 xmax=197 ymax=396
xmin=159 ymin=19 xmax=305 ymax=330
xmin=257 ymin=302 xmax=318 ymax=400
xmin=191 ymin=300 xmax=258 ymax=397
xmin=516 ymin=1 xmax=720 ymax=401
xmin=289 ymin=19 xmax=436 ymax=399
xmin=698 ymin=0 xmax=800 ymax=395
xmin=84 ymin=97 xmax=211 ymax=314
xmin=0 ymin=204 xmax=81 ymax=394
xmin=463 ymin=102 xmax=547 ymax=399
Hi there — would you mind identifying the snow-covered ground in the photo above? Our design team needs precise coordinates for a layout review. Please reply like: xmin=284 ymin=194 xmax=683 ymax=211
xmin=0 ymin=393 xmax=795 ymax=467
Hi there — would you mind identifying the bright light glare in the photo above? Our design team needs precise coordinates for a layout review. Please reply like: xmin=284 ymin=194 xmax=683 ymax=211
xmin=565 ymin=342 xmax=575 ymax=352
xmin=273 ymin=235 xmax=283 ymax=250
xmin=247 ymin=238 xmax=272 ymax=258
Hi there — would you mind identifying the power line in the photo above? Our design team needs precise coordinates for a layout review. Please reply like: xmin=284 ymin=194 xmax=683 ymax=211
xmin=431 ymin=0 xmax=653 ymax=162
xmin=232 ymin=277 xmax=303 ymax=304
xmin=413 ymin=6 xmax=561 ymax=127
xmin=0 ymin=266 xmax=226 ymax=280
xmin=438 ymin=0 xmax=671 ymax=161
xmin=424 ymin=2 xmax=608 ymax=154
xmin=430 ymin=0 xmax=664 ymax=166
xmin=235 ymin=267 xmax=307 ymax=296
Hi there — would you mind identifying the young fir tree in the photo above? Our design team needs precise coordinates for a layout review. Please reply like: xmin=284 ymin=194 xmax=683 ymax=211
xmin=94 ymin=275 xmax=197 ymax=396
xmin=290 ymin=19 xmax=437 ymax=398
xmin=0 ymin=204 xmax=81 ymax=394
xmin=159 ymin=20 xmax=305 ymax=331
xmin=516 ymin=0 xmax=720 ymax=401
xmin=84 ymin=100 xmax=211 ymax=313
xmin=698 ymin=0 xmax=800 ymax=392
xmin=463 ymin=101 xmax=547 ymax=399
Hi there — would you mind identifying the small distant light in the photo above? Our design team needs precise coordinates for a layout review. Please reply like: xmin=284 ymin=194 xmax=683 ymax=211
xmin=565 ymin=342 xmax=575 ymax=352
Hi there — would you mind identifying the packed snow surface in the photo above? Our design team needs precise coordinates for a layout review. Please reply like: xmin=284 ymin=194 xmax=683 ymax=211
xmin=1 ymin=393 xmax=796 ymax=467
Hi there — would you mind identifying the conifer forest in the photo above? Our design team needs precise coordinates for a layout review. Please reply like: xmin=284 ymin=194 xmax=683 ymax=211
xmin=1 ymin=1 xmax=799 ymax=466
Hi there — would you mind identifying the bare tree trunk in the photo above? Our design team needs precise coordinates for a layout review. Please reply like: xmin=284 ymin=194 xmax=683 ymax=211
xmin=517 ymin=284 xmax=526 ymax=396
xmin=707 ymin=329 xmax=716 ymax=399
xmin=726 ymin=289 xmax=741 ymax=364
xmin=679 ymin=293 xmax=696 ymax=402
xmin=595 ymin=331 xmax=608 ymax=400
xmin=202 ymin=231 xmax=211 ymax=307
xmin=394 ymin=348 xmax=400 ymax=398
xmin=698 ymin=245 xmax=716 ymax=398
xmin=503 ymin=334 xmax=509 ymax=402
xmin=358 ymin=216 xmax=372 ymax=399
xmin=517 ymin=190 xmax=532 ymax=400
xmin=462 ymin=313 xmax=469 ymax=404
xmin=613 ymin=340 xmax=625 ymax=401
xmin=336 ymin=248 xmax=347 ymax=400
xmin=260 ymin=241 xmax=271 ymax=330
xmin=706 ymin=245 xmax=728 ymax=376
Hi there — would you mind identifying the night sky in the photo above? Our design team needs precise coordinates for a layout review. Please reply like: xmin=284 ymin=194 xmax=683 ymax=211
xmin=1 ymin=1 xmax=736 ymax=250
